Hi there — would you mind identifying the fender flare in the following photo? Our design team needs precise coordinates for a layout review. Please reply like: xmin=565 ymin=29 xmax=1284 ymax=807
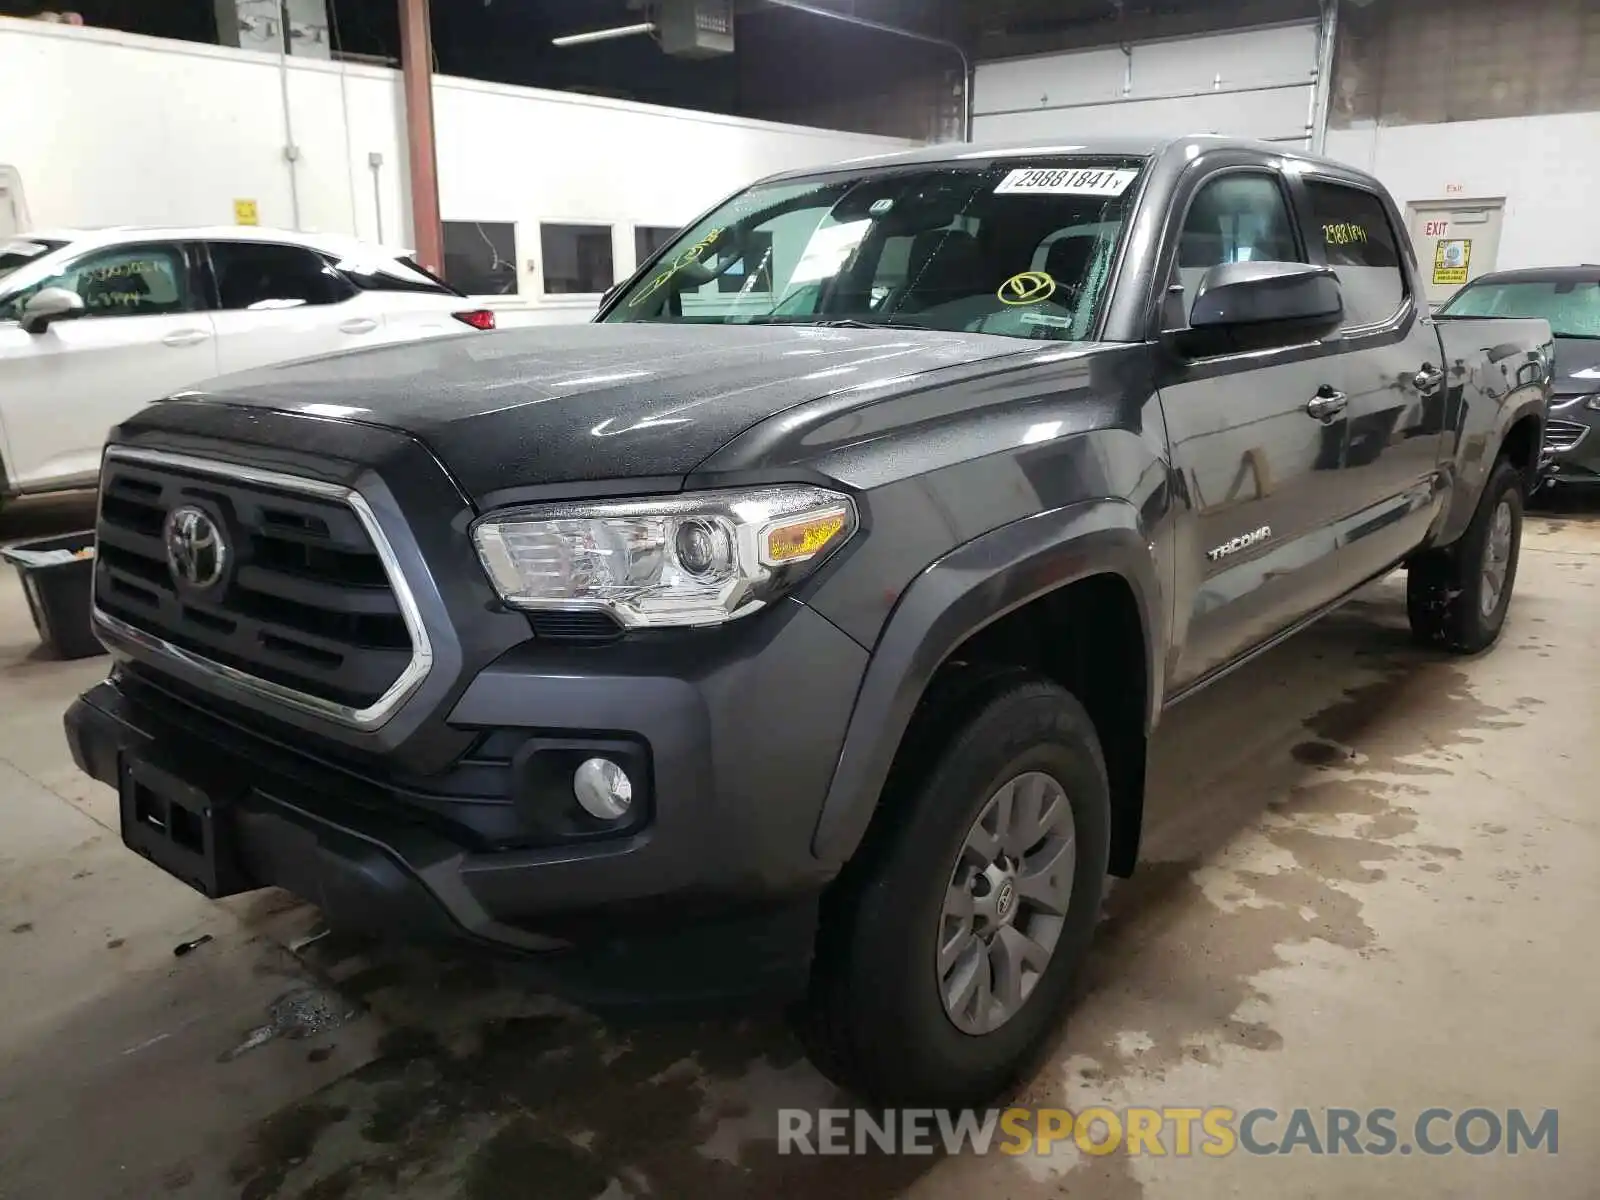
xmin=810 ymin=498 xmax=1165 ymax=866
xmin=1435 ymin=390 xmax=1547 ymax=548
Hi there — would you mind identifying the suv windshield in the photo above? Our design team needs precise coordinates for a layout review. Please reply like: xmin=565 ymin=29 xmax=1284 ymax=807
xmin=603 ymin=159 xmax=1147 ymax=342
xmin=1438 ymin=277 xmax=1600 ymax=339
xmin=0 ymin=237 xmax=67 ymax=282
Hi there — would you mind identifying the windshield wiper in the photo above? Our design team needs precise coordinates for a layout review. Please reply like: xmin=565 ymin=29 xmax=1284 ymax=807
xmin=744 ymin=315 xmax=925 ymax=330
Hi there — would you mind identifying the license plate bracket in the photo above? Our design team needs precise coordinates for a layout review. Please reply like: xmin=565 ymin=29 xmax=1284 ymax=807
xmin=120 ymin=757 xmax=251 ymax=898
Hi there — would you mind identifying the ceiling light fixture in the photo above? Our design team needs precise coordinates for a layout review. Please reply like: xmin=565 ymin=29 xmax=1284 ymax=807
xmin=551 ymin=21 xmax=656 ymax=47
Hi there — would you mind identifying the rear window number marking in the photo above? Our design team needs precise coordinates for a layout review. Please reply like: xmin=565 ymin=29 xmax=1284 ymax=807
xmin=995 ymin=168 xmax=1138 ymax=197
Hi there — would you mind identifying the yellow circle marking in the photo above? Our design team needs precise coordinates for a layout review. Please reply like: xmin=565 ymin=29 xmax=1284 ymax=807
xmin=998 ymin=271 xmax=1056 ymax=305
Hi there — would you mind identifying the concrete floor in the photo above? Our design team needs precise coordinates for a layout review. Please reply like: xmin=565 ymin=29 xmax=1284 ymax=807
xmin=1 ymin=492 xmax=1597 ymax=1200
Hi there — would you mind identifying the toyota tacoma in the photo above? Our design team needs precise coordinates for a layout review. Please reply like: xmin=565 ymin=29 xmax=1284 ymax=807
xmin=65 ymin=136 xmax=1552 ymax=1106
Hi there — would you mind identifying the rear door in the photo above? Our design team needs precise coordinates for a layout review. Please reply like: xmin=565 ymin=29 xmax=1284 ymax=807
xmin=1155 ymin=163 xmax=1352 ymax=692
xmin=1296 ymin=174 xmax=1450 ymax=583
xmin=0 ymin=239 xmax=215 ymax=492
xmin=333 ymin=254 xmax=468 ymax=344
xmin=203 ymin=240 xmax=385 ymax=374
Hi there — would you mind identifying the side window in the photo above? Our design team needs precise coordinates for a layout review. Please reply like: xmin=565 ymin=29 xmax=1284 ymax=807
xmin=209 ymin=242 xmax=354 ymax=310
xmin=1303 ymin=180 xmax=1406 ymax=327
xmin=443 ymin=220 xmax=519 ymax=296
xmin=1174 ymin=173 xmax=1303 ymax=319
xmin=9 ymin=242 xmax=192 ymax=319
xmin=338 ymin=255 xmax=458 ymax=296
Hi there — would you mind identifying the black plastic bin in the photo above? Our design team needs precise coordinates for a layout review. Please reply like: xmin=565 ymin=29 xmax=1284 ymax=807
xmin=1 ymin=531 xmax=106 ymax=661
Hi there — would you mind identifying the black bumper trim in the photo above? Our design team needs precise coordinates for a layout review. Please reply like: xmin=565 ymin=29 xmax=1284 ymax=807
xmin=65 ymin=679 xmax=820 ymax=1006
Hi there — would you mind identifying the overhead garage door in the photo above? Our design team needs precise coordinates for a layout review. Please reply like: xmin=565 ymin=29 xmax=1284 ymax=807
xmin=973 ymin=23 xmax=1322 ymax=148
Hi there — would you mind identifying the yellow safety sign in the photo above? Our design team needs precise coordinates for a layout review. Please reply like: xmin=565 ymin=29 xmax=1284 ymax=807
xmin=233 ymin=198 xmax=259 ymax=226
xmin=998 ymin=271 xmax=1056 ymax=305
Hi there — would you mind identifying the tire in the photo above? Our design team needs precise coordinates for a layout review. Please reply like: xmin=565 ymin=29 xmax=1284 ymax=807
xmin=1407 ymin=457 xmax=1524 ymax=654
xmin=798 ymin=671 xmax=1111 ymax=1107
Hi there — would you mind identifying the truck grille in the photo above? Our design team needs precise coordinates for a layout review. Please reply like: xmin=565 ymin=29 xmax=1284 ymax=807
xmin=1544 ymin=420 xmax=1588 ymax=453
xmin=93 ymin=447 xmax=429 ymax=724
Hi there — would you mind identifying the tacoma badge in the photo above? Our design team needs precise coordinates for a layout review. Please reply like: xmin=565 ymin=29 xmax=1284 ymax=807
xmin=1207 ymin=525 xmax=1272 ymax=562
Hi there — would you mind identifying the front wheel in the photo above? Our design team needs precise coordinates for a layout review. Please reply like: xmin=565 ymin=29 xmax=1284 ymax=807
xmin=797 ymin=671 xmax=1111 ymax=1107
xmin=1407 ymin=457 xmax=1525 ymax=653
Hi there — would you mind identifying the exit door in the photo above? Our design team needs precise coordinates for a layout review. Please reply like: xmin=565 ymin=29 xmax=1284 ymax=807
xmin=1406 ymin=199 xmax=1505 ymax=309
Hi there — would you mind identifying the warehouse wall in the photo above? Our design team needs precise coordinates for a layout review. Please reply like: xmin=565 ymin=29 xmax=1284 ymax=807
xmin=0 ymin=17 xmax=911 ymax=321
xmin=1325 ymin=0 xmax=1600 ymax=270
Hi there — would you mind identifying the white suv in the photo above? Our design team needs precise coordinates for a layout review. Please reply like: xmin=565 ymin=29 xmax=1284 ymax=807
xmin=0 ymin=226 xmax=497 ymax=501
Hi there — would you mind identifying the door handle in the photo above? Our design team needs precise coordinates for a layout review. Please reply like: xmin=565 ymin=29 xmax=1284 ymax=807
xmin=1413 ymin=364 xmax=1446 ymax=392
xmin=1305 ymin=387 xmax=1348 ymax=422
xmin=339 ymin=318 xmax=379 ymax=335
xmin=161 ymin=329 xmax=211 ymax=348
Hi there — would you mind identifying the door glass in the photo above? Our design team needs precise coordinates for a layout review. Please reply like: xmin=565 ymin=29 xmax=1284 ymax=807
xmin=0 ymin=242 xmax=191 ymax=321
xmin=210 ymin=242 xmax=354 ymax=310
xmin=1304 ymin=181 xmax=1406 ymax=327
xmin=1175 ymin=173 xmax=1303 ymax=318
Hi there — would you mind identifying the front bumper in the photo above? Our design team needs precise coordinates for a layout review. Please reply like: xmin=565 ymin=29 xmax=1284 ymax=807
xmin=66 ymin=596 xmax=868 ymax=1006
xmin=1541 ymin=404 xmax=1600 ymax=485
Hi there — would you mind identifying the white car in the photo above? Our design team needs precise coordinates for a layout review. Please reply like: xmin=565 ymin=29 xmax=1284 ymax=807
xmin=0 ymin=226 xmax=497 ymax=501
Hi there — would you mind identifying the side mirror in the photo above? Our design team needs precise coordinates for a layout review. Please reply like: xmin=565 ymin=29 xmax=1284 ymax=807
xmin=20 ymin=286 xmax=87 ymax=335
xmin=1167 ymin=261 xmax=1343 ymax=358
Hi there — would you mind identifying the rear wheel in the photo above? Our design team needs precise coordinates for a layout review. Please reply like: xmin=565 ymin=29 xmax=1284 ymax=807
xmin=1407 ymin=457 xmax=1524 ymax=653
xmin=798 ymin=671 xmax=1111 ymax=1107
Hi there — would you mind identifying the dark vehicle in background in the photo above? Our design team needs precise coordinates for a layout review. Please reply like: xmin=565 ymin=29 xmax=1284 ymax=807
xmin=1437 ymin=266 xmax=1600 ymax=489
xmin=65 ymin=136 xmax=1551 ymax=1108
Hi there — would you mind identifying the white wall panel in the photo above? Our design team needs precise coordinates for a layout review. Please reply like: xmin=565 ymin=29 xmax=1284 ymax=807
xmin=1326 ymin=112 xmax=1600 ymax=271
xmin=0 ymin=17 xmax=910 ymax=320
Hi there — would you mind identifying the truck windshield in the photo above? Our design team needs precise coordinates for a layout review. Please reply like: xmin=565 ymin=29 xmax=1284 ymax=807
xmin=1438 ymin=277 xmax=1600 ymax=339
xmin=602 ymin=159 xmax=1147 ymax=342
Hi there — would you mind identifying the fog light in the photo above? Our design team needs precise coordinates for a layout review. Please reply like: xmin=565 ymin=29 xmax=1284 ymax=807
xmin=573 ymin=757 xmax=633 ymax=820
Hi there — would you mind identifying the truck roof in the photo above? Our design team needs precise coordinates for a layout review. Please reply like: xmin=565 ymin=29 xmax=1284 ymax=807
xmin=759 ymin=134 xmax=1359 ymax=184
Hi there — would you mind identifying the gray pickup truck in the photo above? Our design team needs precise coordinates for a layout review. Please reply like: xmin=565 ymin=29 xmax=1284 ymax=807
xmin=65 ymin=136 xmax=1551 ymax=1106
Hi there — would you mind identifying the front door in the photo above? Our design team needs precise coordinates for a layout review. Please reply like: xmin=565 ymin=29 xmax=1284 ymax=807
xmin=1406 ymin=199 xmax=1504 ymax=310
xmin=0 ymin=241 xmax=215 ymax=492
xmin=1155 ymin=167 xmax=1353 ymax=692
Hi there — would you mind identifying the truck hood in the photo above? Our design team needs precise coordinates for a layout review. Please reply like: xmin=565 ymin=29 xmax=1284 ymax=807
xmin=1552 ymin=334 xmax=1600 ymax=396
xmin=176 ymin=323 xmax=1030 ymax=505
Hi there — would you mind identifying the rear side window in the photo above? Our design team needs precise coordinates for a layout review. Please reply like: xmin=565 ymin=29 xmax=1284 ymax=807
xmin=210 ymin=241 xmax=355 ymax=310
xmin=1304 ymin=181 xmax=1406 ymax=327
xmin=337 ymin=255 xmax=460 ymax=295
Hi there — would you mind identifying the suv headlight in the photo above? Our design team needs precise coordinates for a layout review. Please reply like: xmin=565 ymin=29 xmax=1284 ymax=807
xmin=472 ymin=486 xmax=858 ymax=628
xmin=1587 ymin=393 xmax=1600 ymax=411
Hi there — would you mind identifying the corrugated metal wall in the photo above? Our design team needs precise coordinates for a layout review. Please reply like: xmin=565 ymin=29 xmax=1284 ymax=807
xmin=1332 ymin=0 xmax=1600 ymax=128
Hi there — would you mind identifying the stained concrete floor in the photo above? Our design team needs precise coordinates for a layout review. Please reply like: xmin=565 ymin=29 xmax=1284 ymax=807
xmin=1 ymin=492 xmax=1597 ymax=1200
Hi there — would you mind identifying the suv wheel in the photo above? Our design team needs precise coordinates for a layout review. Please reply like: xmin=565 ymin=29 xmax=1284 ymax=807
xmin=1407 ymin=457 xmax=1525 ymax=653
xmin=799 ymin=671 xmax=1111 ymax=1107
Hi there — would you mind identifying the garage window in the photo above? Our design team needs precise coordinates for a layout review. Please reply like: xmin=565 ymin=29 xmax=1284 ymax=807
xmin=442 ymin=221 xmax=520 ymax=296
xmin=1304 ymin=181 xmax=1406 ymax=328
xmin=634 ymin=226 xmax=680 ymax=268
xmin=540 ymin=224 xmax=615 ymax=295
xmin=209 ymin=242 xmax=355 ymax=310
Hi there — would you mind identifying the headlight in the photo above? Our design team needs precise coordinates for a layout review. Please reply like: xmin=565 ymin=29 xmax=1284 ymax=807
xmin=472 ymin=486 xmax=858 ymax=628
xmin=1587 ymin=394 xmax=1600 ymax=411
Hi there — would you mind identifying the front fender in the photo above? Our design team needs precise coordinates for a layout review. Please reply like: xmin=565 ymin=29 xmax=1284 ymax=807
xmin=810 ymin=498 xmax=1164 ymax=866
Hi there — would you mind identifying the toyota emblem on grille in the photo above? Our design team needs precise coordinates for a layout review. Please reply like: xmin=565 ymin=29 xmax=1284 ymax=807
xmin=164 ymin=506 xmax=227 ymax=590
